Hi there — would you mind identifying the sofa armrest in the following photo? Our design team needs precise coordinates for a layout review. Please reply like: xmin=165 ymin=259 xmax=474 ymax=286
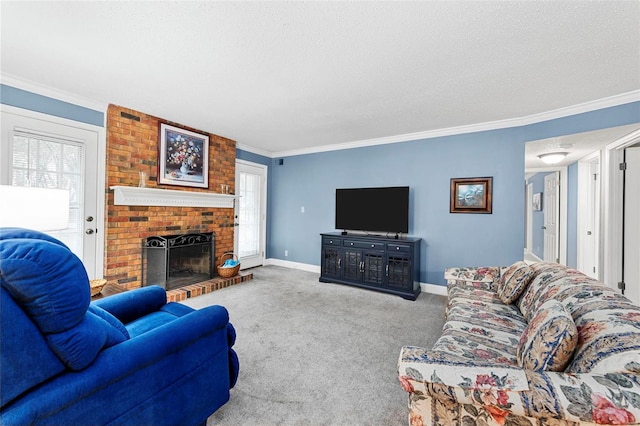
xmin=91 ymin=285 xmax=167 ymax=324
xmin=2 ymin=305 xmax=234 ymax=425
xmin=398 ymin=346 xmax=640 ymax=424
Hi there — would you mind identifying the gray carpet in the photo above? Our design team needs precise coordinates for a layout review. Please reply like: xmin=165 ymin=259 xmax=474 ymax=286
xmin=181 ymin=266 xmax=446 ymax=426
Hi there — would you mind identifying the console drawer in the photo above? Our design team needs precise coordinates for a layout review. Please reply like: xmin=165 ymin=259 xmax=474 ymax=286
xmin=344 ymin=240 xmax=384 ymax=250
xmin=386 ymin=244 xmax=411 ymax=253
xmin=322 ymin=237 xmax=341 ymax=246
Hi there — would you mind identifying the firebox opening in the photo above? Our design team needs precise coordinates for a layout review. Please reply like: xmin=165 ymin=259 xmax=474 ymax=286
xmin=142 ymin=232 xmax=215 ymax=290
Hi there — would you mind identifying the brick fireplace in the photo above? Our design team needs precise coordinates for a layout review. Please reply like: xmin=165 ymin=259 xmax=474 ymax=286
xmin=104 ymin=105 xmax=236 ymax=291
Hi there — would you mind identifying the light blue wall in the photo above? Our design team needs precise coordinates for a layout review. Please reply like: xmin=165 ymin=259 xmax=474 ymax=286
xmin=269 ymin=101 xmax=640 ymax=286
xmin=235 ymin=149 xmax=271 ymax=167
xmin=269 ymin=128 xmax=526 ymax=284
xmin=0 ymin=84 xmax=104 ymax=126
xmin=522 ymin=102 xmax=640 ymax=142
xmin=566 ymin=162 xmax=578 ymax=268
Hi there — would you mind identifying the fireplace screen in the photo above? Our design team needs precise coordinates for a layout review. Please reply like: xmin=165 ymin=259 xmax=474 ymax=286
xmin=142 ymin=232 xmax=215 ymax=290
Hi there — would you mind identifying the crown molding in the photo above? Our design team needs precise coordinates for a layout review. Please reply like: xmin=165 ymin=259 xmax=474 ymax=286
xmin=235 ymin=142 xmax=273 ymax=158
xmin=1 ymin=73 xmax=108 ymax=113
xmin=2 ymin=72 xmax=637 ymax=159
xmin=271 ymin=90 xmax=640 ymax=158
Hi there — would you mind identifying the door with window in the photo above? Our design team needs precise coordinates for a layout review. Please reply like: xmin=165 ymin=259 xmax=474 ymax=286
xmin=234 ymin=160 xmax=267 ymax=269
xmin=1 ymin=108 xmax=102 ymax=278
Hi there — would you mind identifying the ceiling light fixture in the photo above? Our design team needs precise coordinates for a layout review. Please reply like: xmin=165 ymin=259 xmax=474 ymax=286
xmin=538 ymin=152 xmax=568 ymax=165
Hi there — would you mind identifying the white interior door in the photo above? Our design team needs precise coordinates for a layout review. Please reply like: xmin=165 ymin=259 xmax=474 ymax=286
xmin=525 ymin=182 xmax=533 ymax=254
xmin=543 ymin=172 xmax=560 ymax=263
xmin=623 ymin=146 xmax=640 ymax=304
xmin=1 ymin=107 xmax=103 ymax=278
xmin=234 ymin=160 xmax=267 ymax=270
xmin=580 ymin=158 xmax=600 ymax=278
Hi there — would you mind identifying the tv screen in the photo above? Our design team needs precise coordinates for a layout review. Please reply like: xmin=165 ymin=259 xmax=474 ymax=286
xmin=335 ymin=186 xmax=409 ymax=234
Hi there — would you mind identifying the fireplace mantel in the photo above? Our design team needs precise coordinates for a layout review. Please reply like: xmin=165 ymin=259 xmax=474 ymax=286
xmin=110 ymin=186 xmax=237 ymax=208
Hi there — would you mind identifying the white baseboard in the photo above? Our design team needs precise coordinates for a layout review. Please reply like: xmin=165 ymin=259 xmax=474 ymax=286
xmin=263 ymin=258 xmax=448 ymax=296
xmin=420 ymin=282 xmax=447 ymax=296
xmin=264 ymin=258 xmax=321 ymax=273
xmin=524 ymin=250 xmax=543 ymax=264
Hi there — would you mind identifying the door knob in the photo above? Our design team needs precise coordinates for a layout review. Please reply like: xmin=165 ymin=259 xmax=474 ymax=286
xmin=85 ymin=229 xmax=95 ymax=235
xmin=86 ymin=216 xmax=94 ymax=222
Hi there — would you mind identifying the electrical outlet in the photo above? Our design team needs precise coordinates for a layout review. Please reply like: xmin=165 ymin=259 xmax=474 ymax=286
xmin=284 ymin=250 xmax=288 ymax=257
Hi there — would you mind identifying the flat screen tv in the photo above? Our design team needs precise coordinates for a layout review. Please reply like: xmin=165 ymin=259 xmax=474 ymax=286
xmin=335 ymin=186 xmax=409 ymax=234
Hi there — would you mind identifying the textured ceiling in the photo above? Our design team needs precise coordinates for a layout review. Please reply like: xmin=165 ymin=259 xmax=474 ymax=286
xmin=1 ymin=1 xmax=639 ymax=157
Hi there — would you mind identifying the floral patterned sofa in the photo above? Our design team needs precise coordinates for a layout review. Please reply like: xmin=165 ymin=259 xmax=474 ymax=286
xmin=398 ymin=262 xmax=640 ymax=426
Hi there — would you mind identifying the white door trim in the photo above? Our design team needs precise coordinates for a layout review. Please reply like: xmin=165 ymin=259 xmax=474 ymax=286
xmin=602 ymin=128 xmax=640 ymax=290
xmin=543 ymin=172 xmax=560 ymax=263
xmin=0 ymin=104 xmax=107 ymax=278
xmin=234 ymin=159 xmax=268 ymax=269
xmin=525 ymin=182 xmax=533 ymax=254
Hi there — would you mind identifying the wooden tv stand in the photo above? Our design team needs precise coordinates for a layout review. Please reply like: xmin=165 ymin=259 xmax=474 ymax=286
xmin=319 ymin=232 xmax=421 ymax=300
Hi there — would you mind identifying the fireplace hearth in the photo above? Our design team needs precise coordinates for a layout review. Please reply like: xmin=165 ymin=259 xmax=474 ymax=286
xmin=142 ymin=232 xmax=215 ymax=290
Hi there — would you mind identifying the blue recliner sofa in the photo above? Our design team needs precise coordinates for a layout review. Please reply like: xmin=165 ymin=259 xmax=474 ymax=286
xmin=0 ymin=228 xmax=239 ymax=425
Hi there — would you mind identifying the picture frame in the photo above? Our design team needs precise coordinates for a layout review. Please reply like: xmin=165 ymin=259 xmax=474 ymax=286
xmin=158 ymin=123 xmax=209 ymax=188
xmin=450 ymin=177 xmax=493 ymax=214
xmin=533 ymin=192 xmax=542 ymax=211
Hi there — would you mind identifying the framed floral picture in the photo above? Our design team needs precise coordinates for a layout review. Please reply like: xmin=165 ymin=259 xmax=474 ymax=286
xmin=158 ymin=123 xmax=209 ymax=188
xmin=450 ymin=177 xmax=493 ymax=214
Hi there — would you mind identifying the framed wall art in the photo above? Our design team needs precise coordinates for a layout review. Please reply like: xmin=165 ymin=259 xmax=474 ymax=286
xmin=158 ymin=123 xmax=209 ymax=188
xmin=450 ymin=177 xmax=493 ymax=214
xmin=533 ymin=192 xmax=542 ymax=211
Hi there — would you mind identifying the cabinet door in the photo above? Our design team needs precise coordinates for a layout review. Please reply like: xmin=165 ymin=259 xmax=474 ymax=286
xmin=363 ymin=251 xmax=385 ymax=286
xmin=386 ymin=255 xmax=412 ymax=290
xmin=342 ymin=249 xmax=363 ymax=281
xmin=321 ymin=246 xmax=341 ymax=279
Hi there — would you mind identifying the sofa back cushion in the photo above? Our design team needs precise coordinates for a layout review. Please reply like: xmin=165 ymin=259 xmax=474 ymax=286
xmin=559 ymin=284 xmax=640 ymax=374
xmin=517 ymin=299 xmax=578 ymax=371
xmin=517 ymin=263 xmax=574 ymax=321
xmin=497 ymin=261 xmax=534 ymax=304
xmin=0 ymin=236 xmax=128 ymax=370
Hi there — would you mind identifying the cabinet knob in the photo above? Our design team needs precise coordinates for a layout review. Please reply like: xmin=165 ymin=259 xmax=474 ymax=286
xmin=371 ymin=244 xmax=374 ymax=248
xmin=329 ymin=240 xmax=333 ymax=244
xmin=350 ymin=243 xmax=353 ymax=246
xmin=396 ymin=247 xmax=400 ymax=250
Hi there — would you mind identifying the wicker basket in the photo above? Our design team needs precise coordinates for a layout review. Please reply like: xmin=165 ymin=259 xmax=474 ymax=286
xmin=217 ymin=252 xmax=240 ymax=278
xmin=90 ymin=279 xmax=107 ymax=297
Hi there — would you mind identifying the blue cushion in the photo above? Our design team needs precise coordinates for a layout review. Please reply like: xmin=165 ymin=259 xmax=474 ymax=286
xmin=0 ymin=238 xmax=90 ymax=333
xmin=46 ymin=311 xmax=129 ymax=370
xmin=0 ymin=238 xmax=129 ymax=370
xmin=88 ymin=305 xmax=130 ymax=340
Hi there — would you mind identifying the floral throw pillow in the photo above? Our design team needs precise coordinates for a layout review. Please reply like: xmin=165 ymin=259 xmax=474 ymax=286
xmin=517 ymin=299 xmax=578 ymax=371
xmin=497 ymin=261 xmax=534 ymax=304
